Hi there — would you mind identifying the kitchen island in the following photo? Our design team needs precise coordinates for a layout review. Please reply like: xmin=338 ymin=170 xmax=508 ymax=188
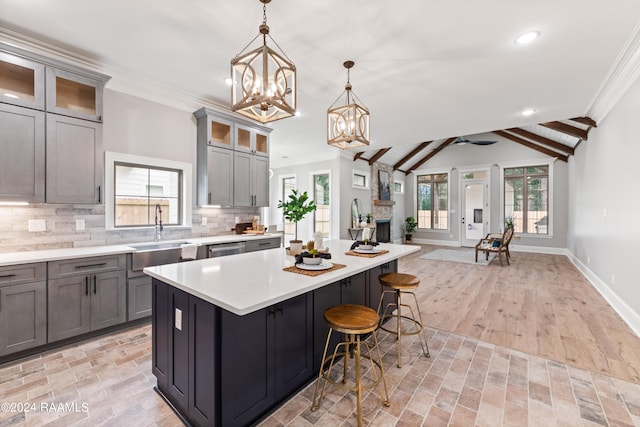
xmin=144 ymin=239 xmax=419 ymax=426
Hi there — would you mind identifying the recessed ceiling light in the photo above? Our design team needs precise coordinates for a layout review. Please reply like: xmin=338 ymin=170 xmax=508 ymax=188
xmin=515 ymin=31 xmax=540 ymax=45
xmin=521 ymin=109 xmax=536 ymax=116
xmin=224 ymin=77 xmax=233 ymax=86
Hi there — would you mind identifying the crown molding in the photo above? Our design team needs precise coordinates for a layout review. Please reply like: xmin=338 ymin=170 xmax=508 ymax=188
xmin=0 ymin=28 xmax=231 ymax=114
xmin=586 ymin=19 xmax=640 ymax=122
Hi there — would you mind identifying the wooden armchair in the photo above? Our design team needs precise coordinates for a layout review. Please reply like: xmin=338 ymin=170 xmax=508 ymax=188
xmin=475 ymin=225 xmax=514 ymax=266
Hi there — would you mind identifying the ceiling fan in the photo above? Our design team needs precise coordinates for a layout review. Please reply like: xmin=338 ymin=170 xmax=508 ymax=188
xmin=453 ymin=136 xmax=498 ymax=146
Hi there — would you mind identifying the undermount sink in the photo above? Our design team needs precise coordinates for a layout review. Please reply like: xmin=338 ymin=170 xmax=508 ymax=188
xmin=130 ymin=241 xmax=192 ymax=252
xmin=129 ymin=241 xmax=196 ymax=271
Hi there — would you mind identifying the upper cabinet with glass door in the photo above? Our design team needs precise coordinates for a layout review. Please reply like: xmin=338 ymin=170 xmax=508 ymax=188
xmin=0 ymin=51 xmax=45 ymax=110
xmin=234 ymin=123 xmax=269 ymax=157
xmin=45 ymin=68 xmax=105 ymax=122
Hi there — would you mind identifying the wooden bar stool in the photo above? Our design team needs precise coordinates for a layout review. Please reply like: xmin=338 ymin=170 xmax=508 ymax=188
xmin=377 ymin=272 xmax=430 ymax=368
xmin=311 ymin=304 xmax=390 ymax=426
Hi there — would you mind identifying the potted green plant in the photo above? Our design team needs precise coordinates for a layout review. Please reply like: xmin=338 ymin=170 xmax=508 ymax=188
xmin=365 ymin=213 xmax=373 ymax=224
xmin=403 ymin=216 xmax=418 ymax=242
xmin=277 ymin=189 xmax=317 ymax=244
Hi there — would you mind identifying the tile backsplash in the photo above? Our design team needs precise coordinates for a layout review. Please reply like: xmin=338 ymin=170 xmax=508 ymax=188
xmin=0 ymin=204 xmax=260 ymax=253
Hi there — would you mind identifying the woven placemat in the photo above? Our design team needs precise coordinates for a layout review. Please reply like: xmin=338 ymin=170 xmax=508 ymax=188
xmin=283 ymin=262 xmax=346 ymax=276
xmin=345 ymin=249 xmax=389 ymax=258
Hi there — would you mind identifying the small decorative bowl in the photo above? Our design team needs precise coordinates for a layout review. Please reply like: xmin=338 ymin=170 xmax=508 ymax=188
xmin=302 ymin=257 xmax=323 ymax=265
xmin=359 ymin=244 xmax=374 ymax=251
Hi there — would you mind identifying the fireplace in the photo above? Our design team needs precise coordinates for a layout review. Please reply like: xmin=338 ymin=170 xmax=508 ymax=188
xmin=375 ymin=220 xmax=390 ymax=243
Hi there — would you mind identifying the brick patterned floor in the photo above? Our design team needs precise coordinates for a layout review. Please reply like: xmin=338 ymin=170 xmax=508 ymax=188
xmin=1 ymin=322 xmax=638 ymax=426
xmin=258 ymin=326 xmax=640 ymax=426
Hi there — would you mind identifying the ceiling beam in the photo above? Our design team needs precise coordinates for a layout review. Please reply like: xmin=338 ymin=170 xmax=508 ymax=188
xmin=405 ymin=138 xmax=456 ymax=174
xmin=540 ymin=121 xmax=589 ymax=140
xmin=353 ymin=152 xmax=364 ymax=161
xmin=570 ymin=116 xmax=597 ymax=128
xmin=393 ymin=141 xmax=432 ymax=170
xmin=494 ymin=130 xmax=568 ymax=162
xmin=506 ymin=128 xmax=574 ymax=155
xmin=368 ymin=148 xmax=392 ymax=165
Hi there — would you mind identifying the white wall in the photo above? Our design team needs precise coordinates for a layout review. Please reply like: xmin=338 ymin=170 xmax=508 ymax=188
xmin=104 ymin=89 xmax=197 ymax=179
xmin=568 ymin=75 xmax=640 ymax=332
xmin=405 ymin=133 xmax=569 ymax=249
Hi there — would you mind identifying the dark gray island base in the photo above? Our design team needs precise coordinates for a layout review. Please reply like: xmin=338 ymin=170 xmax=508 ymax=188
xmin=151 ymin=260 xmax=398 ymax=426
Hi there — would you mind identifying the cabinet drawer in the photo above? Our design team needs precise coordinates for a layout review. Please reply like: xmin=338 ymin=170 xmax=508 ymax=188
xmin=0 ymin=263 xmax=46 ymax=287
xmin=245 ymin=237 xmax=280 ymax=252
xmin=48 ymin=254 xmax=126 ymax=279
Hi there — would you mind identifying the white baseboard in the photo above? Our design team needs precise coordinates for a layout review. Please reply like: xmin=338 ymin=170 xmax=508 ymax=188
xmin=567 ymin=252 xmax=640 ymax=338
xmin=509 ymin=244 xmax=568 ymax=255
xmin=411 ymin=238 xmax=460 ymax=247
xmin=409 ymin=240 xmax=640 ymax=337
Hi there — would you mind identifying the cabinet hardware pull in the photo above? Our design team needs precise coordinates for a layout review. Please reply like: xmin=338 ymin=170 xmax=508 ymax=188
xmin=276 ymin=303 xmax=283 ymax=316
xmin=74 ymin=263 xmax=107 ymax=269
xmin=208 ymin=192 xmax=211 ymax=205
xmin=0 ymin=274 xmax=17 ymax=279
xmin=268 ymin=306 xmax=276 ymax=317
xmin=85 ymin=276 xmax=89 ymax=296
xmin=93 ymin=275 xmax=97 ymax=294
xmin=98 ymin=185 xmax=101 ymax=203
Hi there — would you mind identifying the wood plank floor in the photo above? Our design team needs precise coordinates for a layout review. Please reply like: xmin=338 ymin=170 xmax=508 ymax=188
xmin=0 ymin=246 xmax=639 ymax=426
xmin=400 ymin=246 xmax=640 ymax=384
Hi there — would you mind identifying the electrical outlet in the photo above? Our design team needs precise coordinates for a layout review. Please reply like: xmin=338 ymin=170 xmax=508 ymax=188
xmin=235 ymin=216 xmax=240 ymax=223
xmin=76 ymin=219 xmax=85 ymax=230
xmin=28 ymin=219 xmax=46 ymax=232
xmin=603 ymin=208 xmax=607 ymax=217
xmin=611 ymin=274 xmax=615 ymax=285
xmin=202 ymin=216 xmax=208 ymax=225
xmin=587 ymin=255 xmax=590 ymax=265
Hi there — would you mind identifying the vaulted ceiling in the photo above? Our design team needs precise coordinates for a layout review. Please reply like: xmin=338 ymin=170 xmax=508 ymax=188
xmin=1 ymin=1 xmax=639 ymax=169
xmin=353 ymin=117 xmax=597 ymax=173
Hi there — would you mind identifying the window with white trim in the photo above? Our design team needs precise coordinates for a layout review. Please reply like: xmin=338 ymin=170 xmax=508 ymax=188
xmin=105 ymin=152 xmax=192 ymax=230
xmin=394 ymin=179 xmax=404 ymax=194
xmin=313 ymin=172 xmax=330 ymax=238
xmin=352 ymin=169 xmax=370 ymax=189
xmin=114 ymin=163 xmax=182 ymax=227
xmin=504 ymin=165 xmax=548 ymax=234
xmin=416 ymin=173 xmax=448 ymax=230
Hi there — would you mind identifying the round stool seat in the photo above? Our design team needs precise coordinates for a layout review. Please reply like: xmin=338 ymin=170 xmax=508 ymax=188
xmin=379 ymin=272 xmax=419 ymax=290
xmin=324 ymin=304 xmax=379 ymax=335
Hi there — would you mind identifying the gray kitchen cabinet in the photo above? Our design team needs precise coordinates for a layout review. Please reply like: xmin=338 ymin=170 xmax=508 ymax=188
xmin=0 ymin=50 xmax=45 ymax=110
xmin=234 ymin=151 xmax=269 ymax=207
xmin=45 ymin=66 xmax=105 ymax=122
xmin=45 ymin=114 xmax=103 ymax=204
xmin=0 ymin=263 xmax=47 ymax=356
xmin=0 ymin=104 xmax=45 ymax=203
xmin=245 ymin=236 xmax=281 ymax=252
xmin=128 ymin=275 xmax=152 ymax=320
xmin=48 ymin=255 xmax=126 ymax=342
xmin=1 ymin=42 xmax=109 ymax=206
xmin=48 ymin=275 xmax=92 ymax=340
xmin=194 ymin=107 xmax=272 ymax=207
xmin=206 ymin=146 xmax=234 ymax=206
xmin=235 ymin=123 xmax=269 ymax=157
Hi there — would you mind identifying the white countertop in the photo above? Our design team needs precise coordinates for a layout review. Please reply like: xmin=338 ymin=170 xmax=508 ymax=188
xmin=144 ymin=239 xmax=420 ymax=316
xmin=0 ymin=233 xmax=281 ymax=267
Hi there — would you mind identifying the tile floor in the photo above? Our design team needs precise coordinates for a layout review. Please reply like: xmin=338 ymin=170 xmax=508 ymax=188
xmin=1 ymin=322 xmax=638 ymax=426
xmin=258 ymin=325 xmax=640 ymax=426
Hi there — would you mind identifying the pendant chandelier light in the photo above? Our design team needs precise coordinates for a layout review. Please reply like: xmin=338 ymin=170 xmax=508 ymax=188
xmin=327 ymin=60 xmax=370 ymax=149
xmin=231 ymin=0 xmax=296 ymax=123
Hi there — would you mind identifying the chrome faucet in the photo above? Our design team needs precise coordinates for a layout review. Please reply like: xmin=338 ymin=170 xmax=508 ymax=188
xmin=154 ymin=204 xmax=163 ymax=241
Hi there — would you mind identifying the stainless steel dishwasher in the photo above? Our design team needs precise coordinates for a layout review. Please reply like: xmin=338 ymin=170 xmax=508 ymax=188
xmin=208 ymin=241 xmax=246 ymax=257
